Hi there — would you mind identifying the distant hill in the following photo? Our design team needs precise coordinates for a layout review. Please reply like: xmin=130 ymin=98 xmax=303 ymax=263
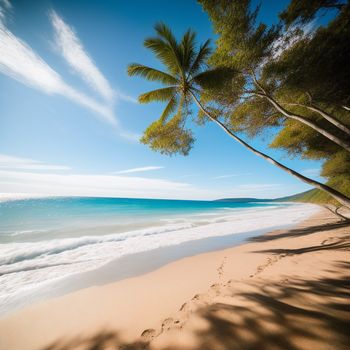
xmin=274 ymin=189 xmax=332 ymax=204
xmin=216 ymin=189 xmax=327 ymax=204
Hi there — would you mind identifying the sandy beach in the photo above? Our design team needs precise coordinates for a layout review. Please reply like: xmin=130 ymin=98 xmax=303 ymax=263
xmin=1 ymin=0 xmax=349 ymax=349
xmin=0 ymin=207 xmax=349 ymax=350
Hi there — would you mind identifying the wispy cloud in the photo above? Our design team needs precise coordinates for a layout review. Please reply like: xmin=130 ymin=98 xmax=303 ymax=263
xmin=115 ymin=90 xmax=138 ymax=104
xmin=0 ymin=4 xmax=138 ymax=134
xmin=0 ymin=155 xmax=217 ymax=200
xmin=50 ymin=10 xmax=114 ymax=102
xmin=0 ymin=154 xmax=70 ymax=171
xmin=0 ymin=25 xmax=117 ymax=125
xmin=114 ymin=166 xmax=164 ymax=174
xmin=0 ymin=169 xmax=217 ymax=200
xmin=213 ymin=173 xmax=253 ymax=180
xmin=301 ymin=168 xmax=322 ymax=177
xmin=0 ymin=0 xmax=11 ymax=9
xmin=0 ymin=0 xmax=11 ymax=27
xmin=116 ymin=128 xmax=141 ymax=142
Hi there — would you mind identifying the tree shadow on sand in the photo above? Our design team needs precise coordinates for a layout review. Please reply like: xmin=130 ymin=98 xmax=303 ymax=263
xmin=254 ymin=238 xmax=350 ymax=256
xmin=249 ymin=220 xmax=350 ymax=243
xmin=41 ymin=261 xmax=350 ymax=350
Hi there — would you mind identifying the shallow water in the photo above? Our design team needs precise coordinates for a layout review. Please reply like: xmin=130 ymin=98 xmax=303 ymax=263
xmin=0 ymin=196 xmax=318 ymax=315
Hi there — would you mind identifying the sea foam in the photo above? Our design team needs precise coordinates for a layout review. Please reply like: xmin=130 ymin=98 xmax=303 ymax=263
xmin=0 ymin=201 xmax=319 ymax=315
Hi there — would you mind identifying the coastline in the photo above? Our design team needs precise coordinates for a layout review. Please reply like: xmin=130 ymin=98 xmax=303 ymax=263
xmin=0 ymin=207 xmax=349 ymax=350
xmin=0 ymin=202 xmax=317 ymax=316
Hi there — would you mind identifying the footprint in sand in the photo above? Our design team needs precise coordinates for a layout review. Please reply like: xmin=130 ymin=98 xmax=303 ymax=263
xmin=161 ymin=317 xmax=183 ymax=333
xmin=192 ymin=293 xmax=209 ymax=303
xmin=140 ymin=328 xmax=158 ymax=341
xmin=162 ymin=317 xmax=175 ymax=331
xmin=217 ymin=256 xmax=228 ymax=280
xmin=179 ymin=301 xmax=198 ymax=313
xmin=208 ymin=283 xmax=222 ymax=296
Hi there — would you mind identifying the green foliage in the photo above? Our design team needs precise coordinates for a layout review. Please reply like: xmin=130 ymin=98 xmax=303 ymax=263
xmin=128 ymin=22 xmax=235 ymax=156
xmin=140 ymin=114 xmax=194 ymax=156
xmin=279 ymin=0 xmax=345 ymax=26
xmin=138 ymin=87 xmax=176 ymax=104
xmin=284 ymin=188 xmax=334 ymax=204
xmin=193 ymin=67 xmax=238 ymax=91
xmin=199 ymin=0 xmax=350 ymax=205
xmin=287 ymin=177 xmax=350 ymax=206
xmin=199 ymin=0 xmax=279 ymax=70
xmin=265 ymin=3 xmax=350 ymax=105
xmin=322 ymin=151 xmax=350 ymax=177
xmin=269 ymin=118 xmax=341 ymax=159
xmin=127 ymin=64 xmax=177 ymax=85
xmin=229 ymin=97 xmax=280 ymax=136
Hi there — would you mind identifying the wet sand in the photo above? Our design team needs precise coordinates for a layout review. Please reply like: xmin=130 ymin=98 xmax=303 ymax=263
xmin=0 ymin=208 xmax=349 ymax=350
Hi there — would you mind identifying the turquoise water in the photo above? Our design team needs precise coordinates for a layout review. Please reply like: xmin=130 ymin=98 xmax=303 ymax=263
xmin=0 ymin=196 xmax=274 ymax=243
xmin=0 ymin=196 xmax=317 ymax=315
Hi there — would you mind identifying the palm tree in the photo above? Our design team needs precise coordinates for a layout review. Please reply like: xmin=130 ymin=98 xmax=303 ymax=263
xmin=127 ymin=23 xmax=350 ymax=209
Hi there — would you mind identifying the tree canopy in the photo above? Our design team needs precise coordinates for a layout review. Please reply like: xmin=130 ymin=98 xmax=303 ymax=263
xmin=127 ymin=22 xmax=235 ymax=156
xmin=127 ymin=1 xmax=350 ymax=208
xmin=199 ymin=0 xmax=350 ymax=205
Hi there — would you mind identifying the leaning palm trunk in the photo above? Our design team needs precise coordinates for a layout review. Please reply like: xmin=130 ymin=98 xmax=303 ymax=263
xmin=250 ymin=75 xmax=350 ymax=152
xmin=128 ymin=23 xmax=350 ymax=209
xmin=190 ymin=91 xmax=350 ymax=209
xmin=283 ymin=103 xmax=350 ymax=137
xmin=257 ymin=93 xmax=350 ymax=153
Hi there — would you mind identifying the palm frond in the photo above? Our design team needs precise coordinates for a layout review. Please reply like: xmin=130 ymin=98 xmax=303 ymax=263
xmin=189 ymin=39 xmax=212 ymax=75
xmin=180 ymin=29 xmax=196 ymax=72
xmin=154 ymin=22 xmax=178 ymax=48
xmin=160 ymin=95 xmax=179 ymax=121
xmin=143 ymin=37 xmax=182 ymax=76
xmin=138 ymin=86 xmax=177 ymax=104
xmin=192 ymin=67 xmax=237 ymax=90
xmin=146 ymin=23 xmax=185 ymax=78
xmin=127 ymin=63 xmax=177 ymax=85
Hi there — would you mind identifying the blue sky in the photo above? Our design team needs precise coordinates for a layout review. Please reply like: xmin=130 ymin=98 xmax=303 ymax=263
xmin=0 ymin=0 xmax=324 ymax=200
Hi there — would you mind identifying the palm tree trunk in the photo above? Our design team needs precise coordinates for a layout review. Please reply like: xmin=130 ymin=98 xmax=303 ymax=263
xmin=259 ymin=94 xmax=350 ymax=153
xmin=190 ymin=91 xmax=350 ymax=209
xmin=250 ymin=74 xmax=350 ymax=151
xmin=285 ymin=103 xmax=350 ymax=136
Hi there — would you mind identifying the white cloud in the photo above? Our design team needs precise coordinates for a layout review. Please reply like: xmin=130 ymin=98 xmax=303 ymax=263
xmin=114 ymin=166 xmax=164 ymax=174
xmin=115 ymin=90 xmax=138 ymax=104
xmin=0 ymin=155 xmax=218 ymax=200
xmin=302 ymin=168 xmax=322 ymax=177
xmin=0 ymin=0 xmax=11 ymax=27
xmin=117 ymin=128 xmax=141 ymax=142
xmin=0 ymin=154 xmax=70 ymax=171
xmin=213 ymin=173 xmax=253 ymax=179
xmin=0 ymin=25 xmax=117 ymax=125
xmin=0 ymin=169 xmax=217 ymax=200
xmin=0 ymin=0 xmax=11 ymax=9
xmin=50 ymin=10 xmax=114 ymax=102
xmin=0 ymin=154 xmax=306 ymax=201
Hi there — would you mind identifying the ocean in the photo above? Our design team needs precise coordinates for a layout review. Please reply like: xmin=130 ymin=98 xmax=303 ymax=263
xmin=0 ymin=196 xmax=318 ymax=315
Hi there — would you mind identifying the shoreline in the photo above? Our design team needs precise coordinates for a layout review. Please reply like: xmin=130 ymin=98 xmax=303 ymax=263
xmin=0 ymin=207 xmax=349 ymax=349
xmin=0 ymin=203 xmax=318 ymax=317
